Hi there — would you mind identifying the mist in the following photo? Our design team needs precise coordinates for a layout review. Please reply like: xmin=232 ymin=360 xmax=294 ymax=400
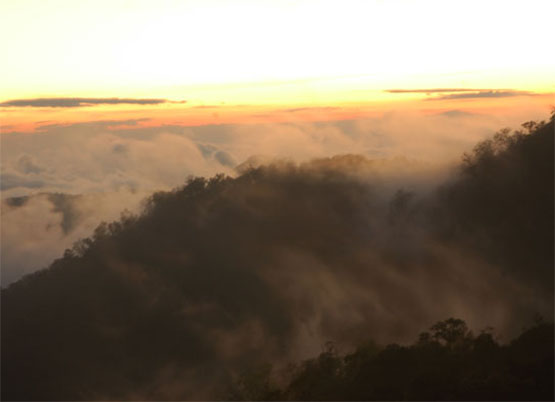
xmin=2 ymin=109 xmax=547 ymax=285
xmin=1 ymin=191 xmax=147 ymax=285
xmin=2 ymin=115 xmax=553 ymax=400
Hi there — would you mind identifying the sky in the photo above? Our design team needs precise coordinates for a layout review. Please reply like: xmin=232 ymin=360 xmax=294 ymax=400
xmin=1 ymin=0 xmax=554 ymax=132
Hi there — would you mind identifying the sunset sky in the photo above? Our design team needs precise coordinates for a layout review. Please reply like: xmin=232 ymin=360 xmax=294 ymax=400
xmin=1 ymin=0 xmax=554 ymax=132
xmin=2 ymin=2 xmax=554 ymax=400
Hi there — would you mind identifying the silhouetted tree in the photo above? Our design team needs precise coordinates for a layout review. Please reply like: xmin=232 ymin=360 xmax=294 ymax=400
xmin=229 ymin=318 xmax=553 ymax=401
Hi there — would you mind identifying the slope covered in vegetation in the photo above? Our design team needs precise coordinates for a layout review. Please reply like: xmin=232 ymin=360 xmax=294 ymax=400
xmin=228 ymin=318 xmax=554 ymax=401
xmin=2 ymin=115 xmax=553 ymax=400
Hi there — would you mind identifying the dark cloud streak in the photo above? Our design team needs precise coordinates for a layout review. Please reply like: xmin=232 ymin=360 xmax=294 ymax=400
xmin=0 ymin=97 xmax=185 ymax=108
xmin=385 ymin=88 xmax=537 ymax=100
xmin=386 ymin=88 xmax=487 ymax=93
xmin=427 ymin=90 xmax=536 ymax=100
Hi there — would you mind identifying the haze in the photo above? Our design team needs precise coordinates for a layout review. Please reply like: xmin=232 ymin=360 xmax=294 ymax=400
xmin=1 ymin=1 xmax=553 ymax=400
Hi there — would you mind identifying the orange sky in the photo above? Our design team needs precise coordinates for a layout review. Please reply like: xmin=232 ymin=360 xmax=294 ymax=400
xmin=1 ymin=0 xmax=554 ymax=133
xmin=2 ymin=91 xmax=554 ymax=134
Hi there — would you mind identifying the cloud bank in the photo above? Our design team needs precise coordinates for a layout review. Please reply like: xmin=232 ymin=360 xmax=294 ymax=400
xmin=2 ymin=108 xmax=550 ymax=285
xmin=3 ymin=109 xmax=543 ymax=197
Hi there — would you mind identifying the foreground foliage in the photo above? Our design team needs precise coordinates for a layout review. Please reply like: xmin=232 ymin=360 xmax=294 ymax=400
xmin=227 ymin=318 xmax=554 ymax=401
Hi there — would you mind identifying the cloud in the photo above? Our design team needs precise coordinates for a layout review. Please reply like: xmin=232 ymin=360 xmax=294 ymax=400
xmin=428 ymin=90 xmax=536 ymax=100
xmin=1 ymin=191 xmax=147 ymax=285
xmin=112 ymin=143 xmax=128 ymax=154
xmin=386 ymin=88 xmax=487 ymax=93
xmin=15 ymin=154 xmax=44 ymax=174
xmin=280 ymin=106 xmax=341 ymax=113
xmin=0 ymin=97 xmax=184 ymax=108
xmin=0 ymin=172 xmax=46 ymax=191
xmin=214 ymin=150 xmax=236 ymax=167
xmin=385 ymin=88 xmax=538 ymax=100
xmin=35 ymin=118 xmax=150 ymax=132
xmin=2 ymin=193 xmax=83 ymax=233
xmin=438 ymin=109 xmax=479 ymax=118
xmin=2 ymin=107 xmax=548 ymax=197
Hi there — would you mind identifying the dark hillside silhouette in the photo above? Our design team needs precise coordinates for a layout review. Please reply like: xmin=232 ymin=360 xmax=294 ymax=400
xmin=435 ymin=116 xmax=554 ymax=294
xmin=2 ymin=114 xmax=553 ymax=400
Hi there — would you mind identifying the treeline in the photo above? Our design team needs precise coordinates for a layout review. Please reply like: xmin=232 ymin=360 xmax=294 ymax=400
xmin=227 ymin=318 xmax=554 ymax=401
xmin=433 ymin=115 xmax=554 ymax=294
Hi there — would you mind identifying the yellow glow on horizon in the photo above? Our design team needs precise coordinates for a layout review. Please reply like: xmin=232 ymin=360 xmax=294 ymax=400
xmin=2 ymin=91 xmax=553 ymax=134
xmin=1 ymin=0 xmax=554 ymax=102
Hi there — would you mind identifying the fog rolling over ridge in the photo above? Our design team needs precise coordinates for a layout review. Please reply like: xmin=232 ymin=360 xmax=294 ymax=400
xmin=1 ymin=110 xmax=544 ymax=286
xmin=1 ymin=191 xmax=148 ymax=285
xmin=1 ymin=116 xmax=554 ymax=400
